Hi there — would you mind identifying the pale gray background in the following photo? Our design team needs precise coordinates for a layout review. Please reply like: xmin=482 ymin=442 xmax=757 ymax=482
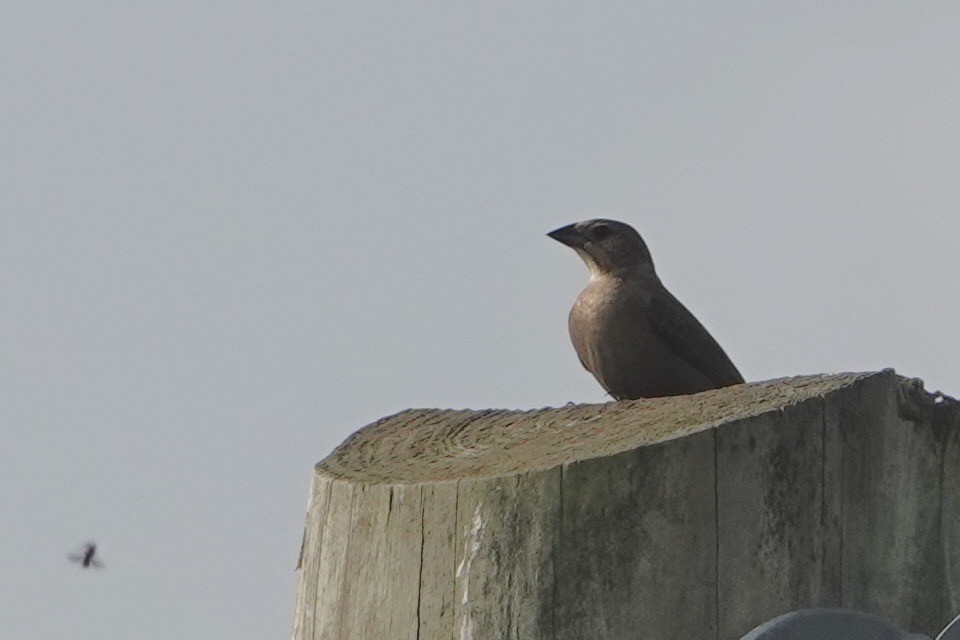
xmin=1 ymin=2 xmax=958 ymax=638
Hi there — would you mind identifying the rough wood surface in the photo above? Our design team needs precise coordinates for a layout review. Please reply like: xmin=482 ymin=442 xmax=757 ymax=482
xmin=716 ymin=399 xmax=834 ymax=636
xmin=292 ymin=371 xmax=960 ymax=640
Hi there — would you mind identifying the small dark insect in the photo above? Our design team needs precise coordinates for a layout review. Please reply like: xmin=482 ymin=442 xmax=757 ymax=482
xmin=68 ymin=542 xmax=105 ymax=569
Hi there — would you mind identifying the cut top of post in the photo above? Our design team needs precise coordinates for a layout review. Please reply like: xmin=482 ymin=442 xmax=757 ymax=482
xmin=317 ymin=372 xmax=884 ymax=484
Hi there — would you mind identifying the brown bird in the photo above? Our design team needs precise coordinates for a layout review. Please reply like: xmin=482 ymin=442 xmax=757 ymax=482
xmin=68 ymin=542 xmax=104 ymax=569
xmin=548 ymin=219 xmax=744 ymax=399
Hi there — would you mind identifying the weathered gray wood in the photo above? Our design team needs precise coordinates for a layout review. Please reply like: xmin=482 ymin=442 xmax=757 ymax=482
xmin=716 ymin=400 xmax=837 ymax=636
xmin=454 ymin=470 xmax=560 ymax=639
xmin=292 ymin=371 xmax=960 ymax=640
xmin=820 ymin=392 xmax=844 ymax=604
xmin=839 ymin=375 xmax=945 ymax=632
xmin=557 ymin=429 xmax=717 ymax=639
xmin=312 ymin=481 xmax=353 ymax=640
xmin=292 ymin=473 xmax=332 ymax=638
xmin=418 ymin=482 xmax=457 ymax=639
xmin=338 ymin=484 xmax=423 ymax=640
xmin=943 ymin=422 xmax=960 ymax=618
xmin=383 ymin=485 xmax=423 ymax=640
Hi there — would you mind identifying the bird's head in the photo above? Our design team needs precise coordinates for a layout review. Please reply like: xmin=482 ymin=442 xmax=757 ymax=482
xmin=547 ymin=219 xmax=654 ymax=277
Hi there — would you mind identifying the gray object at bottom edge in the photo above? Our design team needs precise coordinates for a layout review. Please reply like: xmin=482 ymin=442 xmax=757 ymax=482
xmin=739 ymin=609 xmax=932 ymax=640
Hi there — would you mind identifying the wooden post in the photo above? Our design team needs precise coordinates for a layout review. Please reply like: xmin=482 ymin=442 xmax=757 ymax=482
xmin=291 ymin=371 xmax=960 ymax=640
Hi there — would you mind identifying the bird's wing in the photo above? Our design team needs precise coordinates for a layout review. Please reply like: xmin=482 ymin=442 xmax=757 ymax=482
xmin=67 ymin=554 xmax=83 ymax=562
xmin=90 ymin=559 xmax=105 ymax=568
xmin=646 ymin=285 xmax=744 ymax=388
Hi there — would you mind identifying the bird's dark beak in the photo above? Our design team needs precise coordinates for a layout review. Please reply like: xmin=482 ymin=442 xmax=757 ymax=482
xmin=547 ymin=223 xmax=585 ymax=248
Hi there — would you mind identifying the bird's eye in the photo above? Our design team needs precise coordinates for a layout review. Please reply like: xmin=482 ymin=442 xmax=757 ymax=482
xmin=592 ymin=223 xmax=611 ymax=240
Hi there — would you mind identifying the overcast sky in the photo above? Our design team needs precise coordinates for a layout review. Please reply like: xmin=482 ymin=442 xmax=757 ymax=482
xmin=2 ymin=2 xmax=959 ymax=638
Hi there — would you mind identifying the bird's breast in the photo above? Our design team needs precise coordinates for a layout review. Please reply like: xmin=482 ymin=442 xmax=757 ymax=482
xmin=567 ymin=276 xmax=715 ymax=399
xmin=568 ymin=278 xmax=638 ymax=368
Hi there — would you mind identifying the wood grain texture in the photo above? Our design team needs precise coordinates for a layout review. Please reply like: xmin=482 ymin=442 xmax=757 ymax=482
xmin=556 ymin=429 xmax=717 ymax=639
xmin=291 ymin=372 xmax=960 ymax=640
xmin=292 ymin=473 xmax=331 ymax=639
xmin=317 ymin=374 xmax=876 ymax=485
xmin=454 ymin=470 xmax=560 ymax=640
xmin=943 ymin=420 xmax=960 ymax=619
xmin=840 ymin=374 xmax=945 ymax=632
xmin=716 ymin=400 xmax=835 ymax=636
xmin=418 ymin=482 xmax=457 ymax=640
xmin=312 ymin=481 xmax=353 ymax=640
